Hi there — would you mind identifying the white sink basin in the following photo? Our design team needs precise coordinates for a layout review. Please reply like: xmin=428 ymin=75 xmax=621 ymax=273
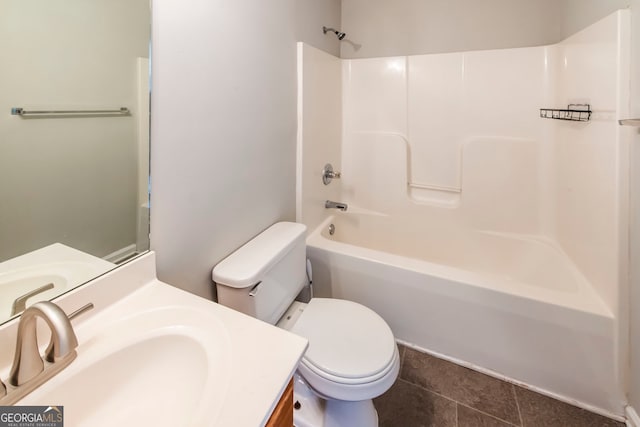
xmin=31 ymin=336 xmax=211 ymax=425
xmin=19 ymin=305 xmax=232 ymax=426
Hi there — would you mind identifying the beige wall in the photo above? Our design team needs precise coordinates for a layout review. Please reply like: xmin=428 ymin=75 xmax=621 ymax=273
xmin=296 ymin=0 xmax=342 ymax=57
xmin=0 ymin=0 xmax=150 ymax=261
xmin=151 ymin=0 xmax=341 ymax=300
xmin=628 ymin=0 xmax=640 ymax=415
xmin=561 ymin=0 xmax=630 ymax=39
xmin=341 ymin=0 xmax=629 ymax=59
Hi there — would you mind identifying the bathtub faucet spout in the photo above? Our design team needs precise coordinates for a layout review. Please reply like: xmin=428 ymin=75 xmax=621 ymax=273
xmin=325 ymin=200 xmax=348 ymax=211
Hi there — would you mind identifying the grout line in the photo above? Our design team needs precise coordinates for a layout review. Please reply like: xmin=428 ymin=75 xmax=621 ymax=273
xmin=396 ymin=377 xmax=522 ymax=427
xmin=456 ymin=402 xmax=521 ymax=427
xmin=513 ymin=384 xmax=524 ymax=427
xmin=397 ymin=378 xmax=458 ymax=405
xmin=398 ymin=346 xmax=520 ymax=426
xmin=396 ymin=378 xmax=520 ymax=427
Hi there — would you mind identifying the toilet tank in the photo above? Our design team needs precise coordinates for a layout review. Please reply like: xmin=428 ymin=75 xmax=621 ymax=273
xmin=212 ymin=222 xmax=308 ymax=325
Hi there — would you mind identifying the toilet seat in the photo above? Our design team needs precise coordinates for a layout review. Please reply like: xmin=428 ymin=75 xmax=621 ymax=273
xmin=290 ymin=298 xmax=400 ymax=401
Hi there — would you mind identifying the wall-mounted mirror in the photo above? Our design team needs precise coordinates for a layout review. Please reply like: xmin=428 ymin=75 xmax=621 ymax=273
xmin=0 ymin=0 xmax=151 ymax=324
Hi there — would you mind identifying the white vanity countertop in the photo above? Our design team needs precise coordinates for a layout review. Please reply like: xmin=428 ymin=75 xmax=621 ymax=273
xmin=0 ymin=252 xmax=308 ymax=427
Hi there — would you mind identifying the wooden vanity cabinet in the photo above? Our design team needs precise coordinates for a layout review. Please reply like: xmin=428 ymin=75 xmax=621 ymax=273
xmin=265 ymin=378 xmax=294 ymax=427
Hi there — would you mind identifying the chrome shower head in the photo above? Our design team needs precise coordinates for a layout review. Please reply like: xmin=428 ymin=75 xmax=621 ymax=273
xmin=323 ymin=26 xmax=346 ymax=41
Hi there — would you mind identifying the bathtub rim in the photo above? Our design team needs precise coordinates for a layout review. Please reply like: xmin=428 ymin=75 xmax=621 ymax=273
xmin=307 ymin=214 xmax=613 ymax=320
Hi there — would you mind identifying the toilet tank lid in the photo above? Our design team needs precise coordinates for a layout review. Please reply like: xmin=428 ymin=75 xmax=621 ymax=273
xmin=212 ymin=222 xmax=307 ymax=288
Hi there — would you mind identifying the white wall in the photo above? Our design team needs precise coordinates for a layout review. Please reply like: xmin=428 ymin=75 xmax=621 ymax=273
xmin=340 ymin=0 xmax=629 ymax=59
xmin=0 ymin=0 xmax=150 ymax=261
xmin=151 ymin=0 xmax=341 ymax=300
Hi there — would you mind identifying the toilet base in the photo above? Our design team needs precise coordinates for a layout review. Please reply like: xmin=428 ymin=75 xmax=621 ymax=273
xmin=292 ymin=373 xmax=325 ymax=427
xmin=324 ymin=398 xmax=378 ymax=427
xmin=292 ymin=373 xmax=378 ymax=427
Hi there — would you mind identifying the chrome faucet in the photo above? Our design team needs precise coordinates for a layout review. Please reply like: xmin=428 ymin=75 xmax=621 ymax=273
xmin=325 ymin=200 xmax=348 ymax=211
xmin=0 ymin=301 xmax=79 ymax=405
xmin=322 ymin=163 xmax=341 ymax=185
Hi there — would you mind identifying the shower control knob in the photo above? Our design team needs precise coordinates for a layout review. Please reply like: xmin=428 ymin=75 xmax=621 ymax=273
xmin=322 ymin=163 xmax=341 ymax=185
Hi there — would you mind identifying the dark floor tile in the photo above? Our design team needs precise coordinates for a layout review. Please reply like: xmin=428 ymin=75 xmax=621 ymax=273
xmin=374 ymin=379 xmax=456 ymax=427
xmin=458 ymin=404 xmax=518 ymax=427
xmin=401 ymin=347 xmax=520 ymax=425
xmin=515 ymin=387 xmax=624 ymax=427
xmin=398 ymin=343 xmax=407 ymax=372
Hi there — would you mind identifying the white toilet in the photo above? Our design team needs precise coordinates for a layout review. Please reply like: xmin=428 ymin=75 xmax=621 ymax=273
xmin=212 ymin=222 xmax=399 ymax=427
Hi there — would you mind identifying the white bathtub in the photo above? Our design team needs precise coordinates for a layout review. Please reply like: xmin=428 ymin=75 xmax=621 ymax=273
xmin=306 ymin=213 xmax=623 ymax=416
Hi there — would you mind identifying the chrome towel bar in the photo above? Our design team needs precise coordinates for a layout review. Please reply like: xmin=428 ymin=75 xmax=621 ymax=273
xmin=11 ymin=107 xmax=129 ymax=116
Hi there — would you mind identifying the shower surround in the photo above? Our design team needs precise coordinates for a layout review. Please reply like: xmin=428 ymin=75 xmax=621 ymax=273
xmin=297 ymin=11 xmax=630 ymax=418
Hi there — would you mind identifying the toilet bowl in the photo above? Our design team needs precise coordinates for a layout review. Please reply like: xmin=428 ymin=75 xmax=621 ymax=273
xmin=212 ymin=222 xmax=399 ymax=426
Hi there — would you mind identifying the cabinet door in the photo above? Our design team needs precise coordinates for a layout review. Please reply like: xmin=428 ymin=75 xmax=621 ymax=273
xmin=265 ymin=378 xmax=294 ymax=427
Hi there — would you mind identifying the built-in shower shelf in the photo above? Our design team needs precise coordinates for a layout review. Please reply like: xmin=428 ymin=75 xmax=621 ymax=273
xmin=539 ymin=104 xmax=591 ymax=122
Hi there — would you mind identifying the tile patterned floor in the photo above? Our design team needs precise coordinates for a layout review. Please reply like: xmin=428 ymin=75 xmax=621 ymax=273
xmin=374 ymin=345 xmax=625 ymax=427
